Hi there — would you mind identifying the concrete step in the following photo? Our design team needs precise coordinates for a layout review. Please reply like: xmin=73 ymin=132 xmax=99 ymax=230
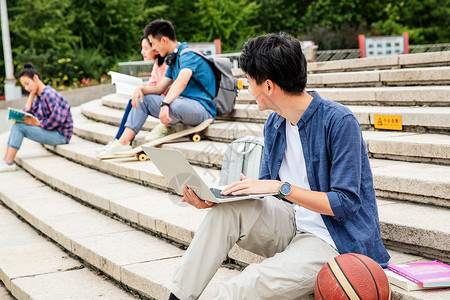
xmin=232 ymin=52 xmax=450 ymax=75
xmin=229 ymin=87 xmax=450 ymax=107
xmin=78 ymin=101 xmax=450 ymax=165
xmin=3 ymin=139 xmax=450 ymax=299
xmin=308 ymin=66 xmax=450 ymax=87
xmin=8 ymin=137 xmax=262 ymax=267
xmin=347 ymin=105 xmax=450 ymax=133
xmin=0 ymin=204 xmax=138 ymax=300
xmin=77 ymin=104 xmax=264 ymax=143
xmin=100 ymin=94 xmax=271 ymax=123
xmin=8 ymin=134 xmax=450 ymax=264
xmin=310 ymin=51 xmax=450 ymax=73
xmin=1 ymin=135 xmax=450 ymax=299
xmin=95 ymin=96 xmax=450 ymax=133
xmin=365 ymin=131 xmax=450 ymax=165
xmin=0 ymin=165 xmax=239 ymax=300
xmin=67 ymin=114 xmax=450 ymax=208
xmin=0 ymin=281 xmax=14 ymax=300
xmin=235 ymin=66 xmax=450 ymax=87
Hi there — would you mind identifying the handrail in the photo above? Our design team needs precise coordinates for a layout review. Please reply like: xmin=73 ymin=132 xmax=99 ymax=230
xmin=117 ymin=43 xmax=450 ymax=75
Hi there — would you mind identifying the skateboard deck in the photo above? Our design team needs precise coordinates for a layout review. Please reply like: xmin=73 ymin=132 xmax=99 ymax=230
xmin=115 ymin=118 xmax=213 ymax=161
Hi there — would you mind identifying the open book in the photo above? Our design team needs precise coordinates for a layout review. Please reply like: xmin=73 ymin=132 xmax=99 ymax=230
xmin=387 ymin=261 xmax=450 ymax=288
xmin=108 ymin=71 xmax=144 ymax=97
xmin=8 ymin=107 xmax=34 ymax=123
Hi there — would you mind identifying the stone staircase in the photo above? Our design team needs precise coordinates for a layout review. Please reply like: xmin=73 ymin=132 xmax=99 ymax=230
xmin=1 ymin=51 xmax=450 ymax=299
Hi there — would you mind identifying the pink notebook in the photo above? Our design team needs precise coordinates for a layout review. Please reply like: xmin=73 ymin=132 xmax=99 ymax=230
xmin=388 ymin=261 xmax=450 ymax=288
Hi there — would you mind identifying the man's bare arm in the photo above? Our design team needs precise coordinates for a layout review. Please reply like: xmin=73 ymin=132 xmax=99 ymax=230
xmin=131 ymin=77 xmax=173 ymax=109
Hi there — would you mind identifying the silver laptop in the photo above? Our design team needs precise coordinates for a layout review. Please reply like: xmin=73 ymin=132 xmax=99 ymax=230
xmin=142 ymin=146 xmax=277 ymax=203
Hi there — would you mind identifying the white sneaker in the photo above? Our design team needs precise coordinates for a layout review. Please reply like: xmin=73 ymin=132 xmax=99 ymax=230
xmin=96 ymin=140 xmax=133 ymax=159
xmin=145 ymin=124 xmax=176 ymax=142
xmin=94 ymin=140 xmax=114 ymax=154
xmin=0 ymin=160 xmax=17 ymax=172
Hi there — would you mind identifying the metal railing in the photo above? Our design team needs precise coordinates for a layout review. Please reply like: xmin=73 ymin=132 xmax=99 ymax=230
xmin=118 ymin=61 xmax=153 ymax=77
xmin=315 ymin=49 xmax=361 ymax=62
xmin=116 ymin=43 xmax=450 ymax=76
xmin=409 ymin=43 xmax=450 ymax=53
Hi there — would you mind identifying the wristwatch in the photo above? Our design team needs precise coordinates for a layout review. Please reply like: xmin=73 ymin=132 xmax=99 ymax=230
xmin=278 ymin=182 xmax=292 ymax=199
xmin=159 ymin=101 xmax=170 ymax=108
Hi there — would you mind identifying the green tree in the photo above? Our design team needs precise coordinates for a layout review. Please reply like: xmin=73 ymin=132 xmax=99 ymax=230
xmin=147 ymin=0 xmax=198 ymax=44
xmin=8 ymin=0 xmax=78 ymax=54
xmin=71 ymin=0 xmax=167 ymax=60
xmin=255 ymin=0 xmax=310 ymax=36
xmin=371 ymin=0 xmax=450 ymax=44
xmin=193 ymin=0 xmax=261 ymax=52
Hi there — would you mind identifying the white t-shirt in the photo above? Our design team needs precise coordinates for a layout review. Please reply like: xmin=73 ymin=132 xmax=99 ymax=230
xmin=278 ymin=121 xmax=336 ymax=249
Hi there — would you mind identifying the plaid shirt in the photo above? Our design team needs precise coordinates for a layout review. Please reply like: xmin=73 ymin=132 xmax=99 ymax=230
xmin=25 ymin=85 xmax=73 ymax=143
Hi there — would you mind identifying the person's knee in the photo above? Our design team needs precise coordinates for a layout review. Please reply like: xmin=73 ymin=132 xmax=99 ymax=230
xmin=143 ymin=94 xmax=163 ymax=106
xmin=208 ymin=199 xmax=261 ymax=223
xmin=12 ymin=122 xmax=26 ymax=132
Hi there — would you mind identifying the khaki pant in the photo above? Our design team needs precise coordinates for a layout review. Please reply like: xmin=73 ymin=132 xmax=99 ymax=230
xmin=168 ymin=196 xmax=339 ymax=300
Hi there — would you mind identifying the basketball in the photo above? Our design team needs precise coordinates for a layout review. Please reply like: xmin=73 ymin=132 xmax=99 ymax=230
xmin=314 ymin=253 xmax=391 ymax=300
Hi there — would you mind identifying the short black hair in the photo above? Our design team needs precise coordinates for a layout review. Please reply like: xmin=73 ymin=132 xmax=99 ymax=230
xmin=239 ymin=33 xmax=307 ymax=95
xmin=141 ymin=36 xmax=164 ymax=66
xmin=18 ymin=63 xmax=41 ymax=80
xmin=144 ymin=19 xmax=176 ymax=42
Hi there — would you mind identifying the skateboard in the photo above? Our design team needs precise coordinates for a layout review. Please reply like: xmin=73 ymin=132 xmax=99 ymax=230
xmin=115 ymin=118 xmax=213 ymax=161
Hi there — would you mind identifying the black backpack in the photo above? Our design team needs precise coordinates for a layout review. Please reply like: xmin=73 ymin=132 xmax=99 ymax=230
xmin=179 ymin=48 xmax=238 ymax=116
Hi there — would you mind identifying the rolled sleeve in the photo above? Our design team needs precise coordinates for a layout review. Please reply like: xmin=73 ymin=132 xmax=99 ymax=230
xmin=326 ymin=115 xmax=363 ymax=221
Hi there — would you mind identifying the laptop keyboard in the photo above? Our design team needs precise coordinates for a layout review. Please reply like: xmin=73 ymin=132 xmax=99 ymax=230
xmin=209 ymin=187 xmax=249 ymax=200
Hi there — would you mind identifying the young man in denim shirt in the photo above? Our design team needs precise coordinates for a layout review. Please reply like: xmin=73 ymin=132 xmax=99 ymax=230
xmin=168 ymin=33 xmax=390 ymax=300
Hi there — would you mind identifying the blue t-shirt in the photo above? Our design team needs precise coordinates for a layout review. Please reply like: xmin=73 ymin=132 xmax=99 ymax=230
xmin=165 ymin=42 xmax=217 ymax=117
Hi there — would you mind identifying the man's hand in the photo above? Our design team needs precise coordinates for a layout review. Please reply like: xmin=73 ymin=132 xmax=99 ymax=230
xmin=159 ymin=105 xmax=172 ymax=125
xmin=181 ymin=185 xmax=215 ymax=209
xmin=23 ymin=116 xmax=41 ymax=127
xmin=131 ymin=87 xmax=144 ymax=109
xmin=221 ymin=173 xmax=281 ymax=196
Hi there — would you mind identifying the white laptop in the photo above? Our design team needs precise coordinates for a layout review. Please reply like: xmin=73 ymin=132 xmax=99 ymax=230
xmin=142 ymin=146 xmax=277 ymax=203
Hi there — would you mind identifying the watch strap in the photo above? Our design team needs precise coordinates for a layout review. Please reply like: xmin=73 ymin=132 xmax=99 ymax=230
xmin=277 ymin=182 xmax=291 ymax=199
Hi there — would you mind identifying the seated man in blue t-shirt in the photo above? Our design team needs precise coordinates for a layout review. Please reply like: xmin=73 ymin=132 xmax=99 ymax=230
xmin=103 ymin=19 xmax=216 ymax=157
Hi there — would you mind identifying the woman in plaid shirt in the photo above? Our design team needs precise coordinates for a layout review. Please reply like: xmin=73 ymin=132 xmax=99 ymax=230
xmin=0 ymin=63 xmax=73 ymax=172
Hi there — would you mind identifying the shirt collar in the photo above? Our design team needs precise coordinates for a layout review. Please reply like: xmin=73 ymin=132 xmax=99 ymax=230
xmin=38 ymin=85 xmax=51 ymax=98
xmin=273 ymin=90 xmax=323 ymax=130
xmin=299 ymin=90 xmax=322 ymax=126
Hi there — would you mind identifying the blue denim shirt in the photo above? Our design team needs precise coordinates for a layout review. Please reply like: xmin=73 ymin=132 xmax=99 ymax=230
xmin=260 ymin=91 xmax=390 ymax=266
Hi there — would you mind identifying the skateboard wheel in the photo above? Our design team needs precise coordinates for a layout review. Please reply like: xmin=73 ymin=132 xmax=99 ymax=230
xmin=192 ymin=134 xmax=201 ymax=142
xmin=137 ymin=153 xmax=147 ymax=161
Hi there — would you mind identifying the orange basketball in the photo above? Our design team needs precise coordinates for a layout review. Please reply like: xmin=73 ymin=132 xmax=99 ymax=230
xmin=314 ymin=253 xmax=391 ymax=300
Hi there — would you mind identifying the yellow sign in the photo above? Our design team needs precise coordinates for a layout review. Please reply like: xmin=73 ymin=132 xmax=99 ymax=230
xmin=237 ymin=79 xmax=244 ymax=90
xmin=374 ymin=114 xmax=402 ymax=130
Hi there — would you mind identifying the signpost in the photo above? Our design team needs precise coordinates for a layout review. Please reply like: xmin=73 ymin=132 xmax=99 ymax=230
xmin=187 ymin=39 xmax=221 ymax=56
xmin=1 ymin=0 xmax=22 ymax=100
xmin=300 ymin=41 xmax=317 ymax=62
xmin=359 ymin=33 xmax=409 ymax=58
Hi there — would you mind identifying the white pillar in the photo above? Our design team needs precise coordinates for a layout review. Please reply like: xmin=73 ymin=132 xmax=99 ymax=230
xmin=1 ymin=0 xmax=22 ymax=101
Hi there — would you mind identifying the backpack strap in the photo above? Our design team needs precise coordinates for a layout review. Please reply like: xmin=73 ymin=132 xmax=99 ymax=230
xmin=178 ymin=48 xmax=215 ymax=100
